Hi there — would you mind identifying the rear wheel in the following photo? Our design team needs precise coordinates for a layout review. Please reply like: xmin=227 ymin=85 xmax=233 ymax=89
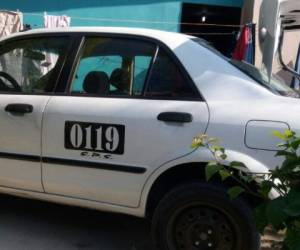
xmin=151 ymin=182 xmax=260 ymax=250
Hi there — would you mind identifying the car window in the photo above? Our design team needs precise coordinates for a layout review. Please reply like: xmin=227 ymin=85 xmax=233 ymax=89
xmin=145 ymin=49 xmax=197 ymax=98
xmin=70 ymin=37 xmax=156 ymax=96
xmin=229 ymin=59 xmax=299 ymax=98
xmin=72 ymin=55 xmax=122 ymax=92
xmin=0 ymin=37 xmax=70 ymax=94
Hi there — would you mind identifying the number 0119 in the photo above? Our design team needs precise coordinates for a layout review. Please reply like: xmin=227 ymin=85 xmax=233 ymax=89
xmin=65 ymin=121 xmax=125 ymax=155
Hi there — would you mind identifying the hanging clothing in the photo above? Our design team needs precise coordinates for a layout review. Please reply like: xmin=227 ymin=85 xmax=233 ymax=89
xmin=291 ymin=43 xmax=300 ymax=90
xmin=43 ymin=14 xmax=71 ymax=74
xmin=232 ymin=24 xmax=255 ymax=64
xmin=0 ymin=10 xmax=23 ymax=38
xmin=0 ymin=10 xmax=23 ymax=84
xmin=44 ymin=14 xmax=71 ymax=28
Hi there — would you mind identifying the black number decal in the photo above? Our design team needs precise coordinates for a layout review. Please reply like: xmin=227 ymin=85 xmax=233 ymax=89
xmin=65 ymin=121 xmax=125 ymax=155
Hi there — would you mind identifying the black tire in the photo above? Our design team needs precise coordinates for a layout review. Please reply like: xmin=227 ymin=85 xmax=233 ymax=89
xmin=151 ymin=182 xmax=260 ymax=250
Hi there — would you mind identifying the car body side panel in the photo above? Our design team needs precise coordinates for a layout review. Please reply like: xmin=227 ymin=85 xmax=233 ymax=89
xmin=0 ymin=144 xmax=274 ymax=219
xmin=0 ymin=95 xmax=50 ymax=192
xmin=42 ymin=97 xmax=209 ymax=207
xmin=138 ymin=145 xmax=275 ymax=216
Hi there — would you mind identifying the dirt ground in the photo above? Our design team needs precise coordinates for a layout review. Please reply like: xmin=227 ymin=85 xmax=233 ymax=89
xmin=261 ymin=228 xmax=284 ymax=250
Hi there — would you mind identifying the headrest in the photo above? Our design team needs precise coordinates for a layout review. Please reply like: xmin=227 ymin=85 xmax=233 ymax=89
xmin=83 ymin=71 xmax=109 ymax=94
xmin=110 ymin=68 xmax=130 ymax=92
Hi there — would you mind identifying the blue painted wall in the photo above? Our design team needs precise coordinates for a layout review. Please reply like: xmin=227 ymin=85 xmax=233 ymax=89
xmin=1 ymin=0 xmax=244 ymax=32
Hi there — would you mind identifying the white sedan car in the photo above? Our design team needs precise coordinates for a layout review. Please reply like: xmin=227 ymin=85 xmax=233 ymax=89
xmin=0 ymin=27 xmax=297 ymax=250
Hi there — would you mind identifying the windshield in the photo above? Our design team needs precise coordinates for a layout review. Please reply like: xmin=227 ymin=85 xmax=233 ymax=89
xmin=191 ymin=37 xmax=299 ymax=98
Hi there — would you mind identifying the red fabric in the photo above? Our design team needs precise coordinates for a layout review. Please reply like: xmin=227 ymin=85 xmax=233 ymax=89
xmin=232 ymin=25 xmax=251 ymax=61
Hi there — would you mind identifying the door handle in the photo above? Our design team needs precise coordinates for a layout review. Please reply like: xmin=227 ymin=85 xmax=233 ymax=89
xmin=5 ymin=103 xmax=33 ymax=114
xmin=157 ymin=112 xmax=193 ymax=123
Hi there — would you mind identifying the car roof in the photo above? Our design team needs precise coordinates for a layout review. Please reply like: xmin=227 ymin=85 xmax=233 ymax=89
xmin=0 ymin=27 xmax=194 ymax=49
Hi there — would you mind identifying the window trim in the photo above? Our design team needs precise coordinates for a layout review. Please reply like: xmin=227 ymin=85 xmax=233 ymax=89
xmin=0 ymin=33 xmax=74 ymax=96
xmin=142 ymin=45 xmax=159 ymax=96
xmin=65 ymin=35 xmax=86 ymax=94
xmin=67 ymin=35 xmax=158 ymax=97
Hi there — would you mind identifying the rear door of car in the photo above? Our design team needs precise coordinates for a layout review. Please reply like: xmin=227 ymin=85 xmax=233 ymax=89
xmin=0 ymin=34 xmax=71 ymax=191
xmin=41 ymin=34 xmax=209 ymax=207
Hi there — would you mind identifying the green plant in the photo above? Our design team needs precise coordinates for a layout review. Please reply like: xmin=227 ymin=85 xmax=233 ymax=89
xmin=191 ymin=131 xmax=300 ymax=250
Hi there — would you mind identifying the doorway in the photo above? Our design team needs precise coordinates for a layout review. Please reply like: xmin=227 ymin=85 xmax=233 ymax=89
xmin=181 ymin=3 xmax=242 ymax=57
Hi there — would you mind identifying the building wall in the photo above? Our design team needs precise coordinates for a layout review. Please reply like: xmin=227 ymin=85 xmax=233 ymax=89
xmin=1 ymin=0 xmax=243 ymax=32
xmin=274 ymin=31 xmax=300 ymax=84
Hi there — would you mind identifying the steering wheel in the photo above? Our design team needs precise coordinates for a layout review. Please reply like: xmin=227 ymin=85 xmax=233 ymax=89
xmin=0 ymin=71 xmax=21 ymax=92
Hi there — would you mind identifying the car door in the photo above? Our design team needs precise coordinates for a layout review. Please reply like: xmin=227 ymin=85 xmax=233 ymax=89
xmin=0 ymin=35 xmax=70 ymax=191
xmin=42 ymin=35 xmax=209 ymax=207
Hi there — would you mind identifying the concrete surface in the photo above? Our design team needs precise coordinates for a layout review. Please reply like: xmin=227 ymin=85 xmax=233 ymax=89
xmin=0 ymin=194 xmax=281 ymax=250
xmin=0 ymin=195 xmax=152 ymax=250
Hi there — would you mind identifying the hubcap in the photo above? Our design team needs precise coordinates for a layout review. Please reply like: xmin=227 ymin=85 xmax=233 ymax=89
xmin=170 ymin=206 xmax=235 ymax=250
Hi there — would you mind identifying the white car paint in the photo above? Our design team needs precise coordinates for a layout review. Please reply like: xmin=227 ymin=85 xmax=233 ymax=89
xmin=0 ymin=95 xmax=49 ymax=192
xmin=42 ymin=97 xmax=208 ymax=207
xmin=0 ymin=27 xmax=298 ymax=218
xmin=245 ymin=120 xmax=289 ymax=151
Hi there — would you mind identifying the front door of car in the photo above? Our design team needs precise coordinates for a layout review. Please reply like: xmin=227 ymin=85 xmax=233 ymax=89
xmin=0 ymin=35 xmax=70 ymax=191
xmin=42 ymin=36 xmax=209 ymax=207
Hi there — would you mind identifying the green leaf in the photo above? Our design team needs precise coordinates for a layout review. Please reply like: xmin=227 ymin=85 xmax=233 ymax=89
xmin=219 ymin=169 xmax=231 ymax=181
xmin=254 ymin=203 xmax=268 ymax=233
xmin=229 ymin=161 xmax=248 ymax=172
xmin=211 ymin=146 xmax=225 ymax=154
xmin=277 ymin=142 xmax=288 ymax=149
xmin=284 ymin=228 xmax=300 ymax=250
xmin=227 ymin=186 xmax=245 ymax=200
xmin=295 ymin=220 xmax=300 ymax=228
xmin=275 ymin=150 xmax=296 ymax=157
xmin=284 ymin=191 xmax=300 ymax=217
xmin=284 ymin=129 xmax=296 ymax=139
xmin=285 ymin=202 xmax=300 ymax=217
xmin=220 ymin=154 xmax=227 ymax=160
xmin=281 ymin=156 xmax=299 ymax=171
xmin=259 ymin=181 xmax=273 ymax=198
xmin=290 ymin=138 xmax=300 ymax=150
xmin=272 ymin=130 xmax=286 ymax=140
xmin=287 ymin=190 xmax=300 ymax=201
xmin=191 ymin=141 xmax=203 ymax=149
xmin=266 ymin=197 xmax=288 ymax=229
xmin=205 ymin=163 xmax=222 ymax=181
xmin=191 ymin=135 xmax=207 ymax=149
xmin=240 ymin=174 xmax=254 ymax=183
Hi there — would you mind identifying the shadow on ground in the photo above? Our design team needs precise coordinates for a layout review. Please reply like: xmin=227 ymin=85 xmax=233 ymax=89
xmin=0 ymin=194 xmax=282 ymax=250
xmin=0 ymin=194 xmax=152 ymax=250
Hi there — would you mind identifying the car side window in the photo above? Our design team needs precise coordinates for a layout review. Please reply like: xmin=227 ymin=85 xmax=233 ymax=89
xmin=145 ymin=49 xmax=197 ymax=98
xmin=70 ymin=37 xmax=156 ymax=96
xmin=0 ymin=37 xmax=70 ymax=94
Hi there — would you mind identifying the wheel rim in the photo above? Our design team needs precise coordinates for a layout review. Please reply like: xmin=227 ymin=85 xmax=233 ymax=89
xmin=167 ymin=203 xmax=239 ymax=250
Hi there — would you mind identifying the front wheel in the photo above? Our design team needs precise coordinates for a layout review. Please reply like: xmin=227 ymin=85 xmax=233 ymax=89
xmin=151 ymin=182 xmax=260 ymax=250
